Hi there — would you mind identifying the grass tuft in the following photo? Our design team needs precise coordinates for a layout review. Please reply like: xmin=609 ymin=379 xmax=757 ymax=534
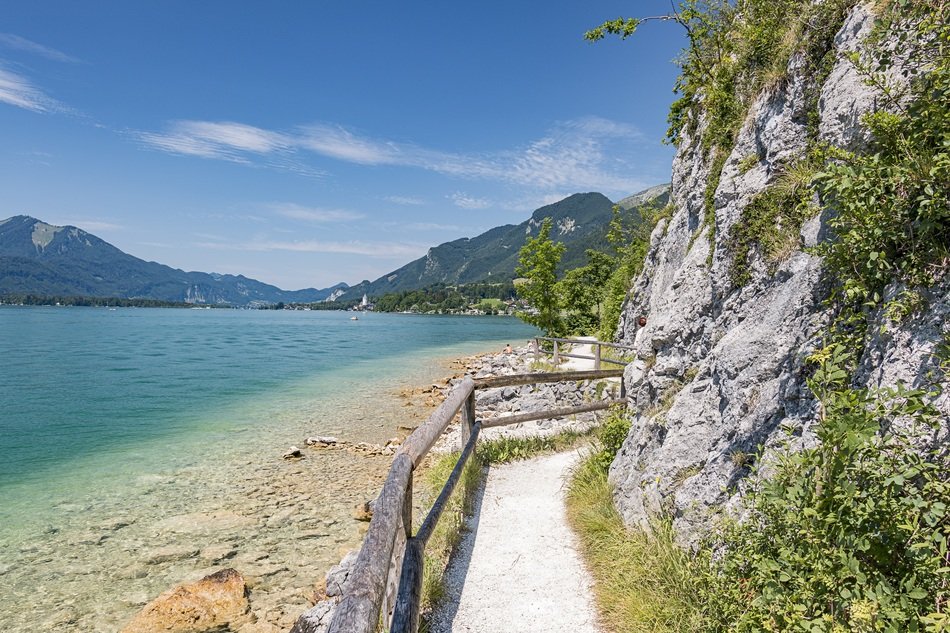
xmin=417 ymin=451 xmax=484 ymax=631
xmin=565 ymin=456 xmax=708 ymax=632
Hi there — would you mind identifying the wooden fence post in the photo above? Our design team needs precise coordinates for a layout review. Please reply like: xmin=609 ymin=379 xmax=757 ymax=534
xmin=533 ymin=338 xmax=539 ymax=361
xmin=381 ymin=470 xmax=413 ymax=624
xmin=389 ymin=538 xmax=424 ymax=633
xmin=328 ymin=454 xmax=413 ymax=633
xmin=460 ymin=390 xmax=475 ymax=450
xmin=594 ymin=343 xmax=601 ymax=371
xmin=553 ymin=340 xmax=559 ymax=365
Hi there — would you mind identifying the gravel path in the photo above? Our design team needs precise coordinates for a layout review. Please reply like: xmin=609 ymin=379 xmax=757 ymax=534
xmin=428 ymin=450 xmax=601 ymax=633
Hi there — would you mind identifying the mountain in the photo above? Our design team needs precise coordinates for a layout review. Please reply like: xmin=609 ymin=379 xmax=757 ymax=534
xmin=0 ymin=215 xmax=347 ymax=306
xmin=616 ymin=183 xmax=672 ymax=211
xmin=340 ymin=187 xmax=669 ymax=301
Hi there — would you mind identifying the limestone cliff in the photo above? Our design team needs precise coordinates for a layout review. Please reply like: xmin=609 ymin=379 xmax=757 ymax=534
xmin=610 ymin=4 xmax=949 ymax=543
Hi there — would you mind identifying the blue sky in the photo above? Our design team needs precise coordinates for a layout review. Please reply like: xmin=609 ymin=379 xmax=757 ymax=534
xmin=0 ymin=1 xmax=686 ymax=290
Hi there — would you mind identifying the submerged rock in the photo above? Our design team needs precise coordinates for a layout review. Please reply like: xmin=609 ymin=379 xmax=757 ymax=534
xmin=305 ymin=436 xmax=339 ymax=447
xmin=144 ymin=544 xmax=199 ymax=565
xmin=119 ymin=568 xmax=250 ymax=633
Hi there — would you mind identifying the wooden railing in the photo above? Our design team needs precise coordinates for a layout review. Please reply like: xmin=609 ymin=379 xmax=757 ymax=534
xmin=326 ymin=365 xmax=627 ymax=633
xmin=532 ymin=336 xmax=635 ymax=370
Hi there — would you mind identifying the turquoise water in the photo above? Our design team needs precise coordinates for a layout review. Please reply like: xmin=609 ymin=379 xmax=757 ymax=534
xmin=0 ymin=305 xmax=537 ymax=509
xmin=0 ymin=306 xmax=537 ymax=632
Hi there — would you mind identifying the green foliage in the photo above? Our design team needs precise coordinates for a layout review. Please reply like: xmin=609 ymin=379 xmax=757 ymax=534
xmin=729 ymin=153 xmax=822 ymax=286
xmin=816 ymin=53 xmax=950 ymax=316
xmin=515 ymin=217 xmax=566 ymax=336
xmin=556 ymin=249 xmax=615 ymax=335
xmin=476 ymin=431 xmax=586 ymax=465
xmin=737 ymin=153 xmax=759 ymax=174
xmin=372 ymin=281 xmax=517 ymax=314
xmin=584 ymin=17 xmax=644 ymax=42
xmin=598 ymin=203 xmax=657 ymax=340
xmin=567 ymin=456 xmax=709 ymax=632
xmin=809 ymin=0 xmax=950 ymax=360
xmin=591 ymin=406 xmax=632 ymax=472
xmin=0 ymin=293 xmax=194 ymax=308
xmin=579 ymin=4 xmax=950 ymax=633
xmin=699 ymin=345 xmax=949 ymax=632
xmin=589 ymin=0 xmax=852 ymax=152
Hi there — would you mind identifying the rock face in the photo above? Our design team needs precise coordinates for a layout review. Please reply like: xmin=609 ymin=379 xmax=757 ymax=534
xmin=610 ymin=4 xmax=948 ymax=544
xmin=119 ymin=568 xmax=250 ymax=633
xmin=289 ymin=551 xmax=358 ymax=633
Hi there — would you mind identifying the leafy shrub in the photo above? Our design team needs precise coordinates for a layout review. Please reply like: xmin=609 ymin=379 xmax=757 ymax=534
xmin=592 ymin=406 xmax=632 ymax=473
xmin=699 ymin=345 xmax=949 ymax=632
xmin=475 ymin=430 xmax=586 ymax=465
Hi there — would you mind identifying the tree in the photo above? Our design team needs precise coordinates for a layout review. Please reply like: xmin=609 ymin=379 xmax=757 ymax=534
xmin=555 ymin=249 xmax=616 ymax=334
xmin=515 ymin=217 xmax=565 ymax=335
xmin=599 ymin=203 xmax=659 ymax=340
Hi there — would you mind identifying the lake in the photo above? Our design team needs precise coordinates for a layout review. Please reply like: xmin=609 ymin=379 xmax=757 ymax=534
xmin=0 ymin=306 xmax=537 ymax=632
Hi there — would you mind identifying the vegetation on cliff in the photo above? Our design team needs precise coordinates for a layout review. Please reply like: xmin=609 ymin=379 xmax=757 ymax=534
xmin=582 ymin=0 xmax=950 ymax=631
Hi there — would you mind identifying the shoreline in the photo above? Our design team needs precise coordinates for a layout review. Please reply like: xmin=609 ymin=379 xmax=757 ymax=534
xmin=0 ymin=332 xmax=530 ymax=633
xmin=110 ymin=341 xmax=521 ymax=633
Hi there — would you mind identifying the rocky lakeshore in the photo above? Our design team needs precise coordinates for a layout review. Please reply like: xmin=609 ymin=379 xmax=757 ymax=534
xmin=4 ymin=342 xmax=619 ymax=633
xmin=100 ymin=344 xmax=551 ymax=633
xmin=0 ymin=343 xmax=512 ymax=633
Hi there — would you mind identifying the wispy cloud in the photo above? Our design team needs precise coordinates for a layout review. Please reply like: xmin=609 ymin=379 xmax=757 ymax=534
xmin=450 ymin=191 xmax=491 ymax=210
xmin=297 ymin=123 xmax=401 ymax=165
xmin=136 ymin=120 xmax=291 ymax=162
xmin=138 ymin=115 xmax=650 ymax=194
xmin=505 ymin=118 xmax=646 ymax=192
xmin=271 ymin=202 xmax=364 ymax=223
xmin=196 ymin=238 xmax=426 ymax=258
xmin=56 ymin=219 xmax=123 ymax=232
xmin=405 ymin=222 xmax=465 ymax=232
xmin=384 ymin=195 xmax=426 ymax=206
xmin=0 ymin=34 xmax=80 ymax=63
xmin=0 ymin=66 xmax=59 ymax=112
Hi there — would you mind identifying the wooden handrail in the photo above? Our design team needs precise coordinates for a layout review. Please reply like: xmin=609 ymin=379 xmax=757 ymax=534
xmin=398 ymin=376 xmax=475 ymax=466
xmin=327 ymin=453 xmax=413 ymax=633
xmin=326 ymin=345 xmax=630 ymax=633
xmin=481 ymin=398 xmax=626 ymax=428
xmin=532 ymin=336 xmax=636 ymax=370
xmin=535 ymin=336 xmax=635 ymax=350
xmin=328 ymin=378 xmax=474 ymax=633
xmin=391 ymin=421 xmax=482 ymax=633
xmin=475 ymin=368 xmax=623 ymax=389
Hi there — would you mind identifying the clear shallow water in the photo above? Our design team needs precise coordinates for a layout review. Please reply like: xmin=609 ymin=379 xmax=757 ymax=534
xmin=0 ymin=306 xmax=537 ymax=631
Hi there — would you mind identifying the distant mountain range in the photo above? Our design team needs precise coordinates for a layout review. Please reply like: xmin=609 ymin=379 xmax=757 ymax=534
xmin=0 ymin=184 xmax=669 ymax=306
xmin=338 ymin=186 xmax=670 ymax=302
xmin=0 ymin=215 xmax=347 ymax=306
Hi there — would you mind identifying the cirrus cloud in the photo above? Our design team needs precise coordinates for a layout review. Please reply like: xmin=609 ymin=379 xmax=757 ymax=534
xmin=195 ymin=238 xmax=426 ymax=258
xmin=0 ymin=66 xmax=60 ymax=112
xmin=449 ymin=192 xmax=491 ymax=209
xmin=270 ymin=202 xmax=364 ymax=223
xmin=0 ymin=34 xmax=80 ymax=63
xmin=137 ymin=115 xmax=651 ymax=195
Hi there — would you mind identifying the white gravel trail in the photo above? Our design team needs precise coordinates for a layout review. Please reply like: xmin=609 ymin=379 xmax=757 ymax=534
xmin=428 ymin=450 xmax=602 ymax=633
